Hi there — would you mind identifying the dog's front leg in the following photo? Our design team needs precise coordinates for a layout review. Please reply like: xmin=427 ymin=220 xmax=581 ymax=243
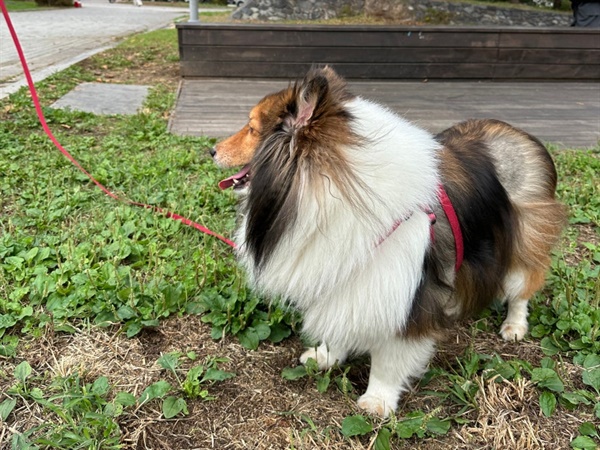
xmin=358 ymin=336 xmax=436 ymax=417
xmin=299 ymin=342 xmax=347 ymax=371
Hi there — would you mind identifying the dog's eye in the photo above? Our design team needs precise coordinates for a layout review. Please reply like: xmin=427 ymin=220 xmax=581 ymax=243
xmin=248 ymin=126 xmax=255 ymax=134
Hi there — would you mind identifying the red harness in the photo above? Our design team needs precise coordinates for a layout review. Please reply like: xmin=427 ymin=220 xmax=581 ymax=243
xmin=382 ymin=185 xmax=464 ymax=272
xmin=437 ymin=185 xmax=464 ymax=272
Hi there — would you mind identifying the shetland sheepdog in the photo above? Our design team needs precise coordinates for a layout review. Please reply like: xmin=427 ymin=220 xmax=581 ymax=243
xmin=211 ymin=67 xmax=566 ymax=417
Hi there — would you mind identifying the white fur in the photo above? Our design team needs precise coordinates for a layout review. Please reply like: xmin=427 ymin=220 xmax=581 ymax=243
xmin=358 ymin=336 xmax=436 ymax=416
xmin=500 ymin=270 xmax=530 ymax=341
xmin=236 ymin=97 xmax=441 ymax=416
xmin=300 ymin=343 xmax=347 ymax=370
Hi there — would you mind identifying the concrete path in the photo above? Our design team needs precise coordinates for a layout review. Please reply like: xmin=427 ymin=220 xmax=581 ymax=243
xmin=0 ymin=0 xmax=222 ymax=99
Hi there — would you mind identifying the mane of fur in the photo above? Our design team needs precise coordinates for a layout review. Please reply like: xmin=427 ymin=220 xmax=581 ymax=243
xmin=237 ymin=68 xmax=441 ymax=351
xmin=246 ymin=68 xmax=371 ymax=269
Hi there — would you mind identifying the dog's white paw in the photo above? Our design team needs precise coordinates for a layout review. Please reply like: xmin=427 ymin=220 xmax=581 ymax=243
xmin=300 ymin=346 xmax=340 ymax=371
xmin=357 ymin=393 xmax=396 ymax=418
xmin=500 ymin=321 xmax=528 ymax=341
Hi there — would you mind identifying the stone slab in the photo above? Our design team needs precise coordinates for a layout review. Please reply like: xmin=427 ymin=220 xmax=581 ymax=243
xmin=51 ymin=82 xmax=150 ymax=115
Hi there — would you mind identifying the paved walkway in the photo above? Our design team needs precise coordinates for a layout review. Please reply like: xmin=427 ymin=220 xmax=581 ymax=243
xmin=0 ymin=0 xmax=223 ymax=99
xmin=170 ymin=78 xmax=600 ymax=149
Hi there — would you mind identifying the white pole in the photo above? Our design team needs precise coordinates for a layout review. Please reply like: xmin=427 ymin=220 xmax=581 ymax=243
xmin=189 ymin=0 xmax=199 ymax=22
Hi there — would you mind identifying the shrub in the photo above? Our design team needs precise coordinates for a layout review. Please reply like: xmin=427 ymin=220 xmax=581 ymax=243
xmin=34 ymin=0 xmax=73 ymax=6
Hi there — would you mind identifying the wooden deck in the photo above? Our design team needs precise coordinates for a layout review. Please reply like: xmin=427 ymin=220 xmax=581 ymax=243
xmin=169 ymin=79 xmax=600 ymax=149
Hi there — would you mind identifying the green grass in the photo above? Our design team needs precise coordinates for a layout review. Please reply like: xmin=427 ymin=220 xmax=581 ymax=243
xmin=4 ymin=0 xmax=38 ymax=11
xmin=0 ymin=26 xmax=598 ymax=450
xmin=0 ymin=64 xmax=295 ymax=349
xmin=0 ymin=30 xmax=296 ymax=447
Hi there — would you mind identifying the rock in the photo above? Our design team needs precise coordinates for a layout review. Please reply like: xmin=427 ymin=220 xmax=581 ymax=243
xmin=231 ymin=0 xmax=572 ymax=27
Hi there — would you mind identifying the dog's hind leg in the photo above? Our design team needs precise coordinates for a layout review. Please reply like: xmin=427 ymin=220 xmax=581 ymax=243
xmin=358 ymin=336 xmax=436 ymax=417
xmin=300 ymin=343 xmax=347 ymax=371
xmin=500 ymin=265 xmax=548 ymax=341
xmin=500 ymin=201 xmax=565 ymax=341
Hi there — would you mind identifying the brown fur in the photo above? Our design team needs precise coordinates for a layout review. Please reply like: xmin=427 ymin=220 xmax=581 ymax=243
xmin=214 ymin=67 xmax=356 ymax=172
xmin=213 ymin=70 xmax=566 ymax=345
xmin=402 ymin=119 xmax=567 ymax=339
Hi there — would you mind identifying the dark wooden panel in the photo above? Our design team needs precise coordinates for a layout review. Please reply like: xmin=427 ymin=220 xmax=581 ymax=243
xmin=181 ymin=60 xmax=600 ymax=80
xmin=179 ymin=28 xmax=500 ymax=48
xmin=176 ymin=24 xmax=600 ymax=80
xmin=493 ymin=63 xmax=600 ymax=79
xmin=498 ymin=48 xmax=600 ymax=64
xmin=498 ymin=30 xmax=600 ymax=49
xmin=180 ymin=61 xmax=499 ymax=79
xmin=180 ymin=46 xmax=500 ymax=64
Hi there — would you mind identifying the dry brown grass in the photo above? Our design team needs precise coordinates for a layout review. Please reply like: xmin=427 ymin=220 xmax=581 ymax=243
xmin=2 ymin=312 xmax=593 ymax=449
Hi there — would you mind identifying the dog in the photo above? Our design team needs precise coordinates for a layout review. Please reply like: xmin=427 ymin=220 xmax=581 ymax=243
xmin=211 ymin=67 xmax=566 ymax=417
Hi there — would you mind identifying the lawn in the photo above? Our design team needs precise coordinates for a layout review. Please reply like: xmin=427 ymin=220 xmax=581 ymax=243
xmin=4 ymin=1 xmax=38 ymax=11
xmin=0 ymin=27 xmax=599 ymax=450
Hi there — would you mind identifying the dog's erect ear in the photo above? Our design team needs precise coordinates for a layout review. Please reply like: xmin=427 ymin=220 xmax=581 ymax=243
xmin=286 ymin=73 xmax=329 ymax=131
xmin=320 ymin=65 xmax=344 ymax=84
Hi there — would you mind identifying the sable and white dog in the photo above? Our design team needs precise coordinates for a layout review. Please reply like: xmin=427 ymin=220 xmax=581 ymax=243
xmin=211 ymin=67 xmax=566 ymax=417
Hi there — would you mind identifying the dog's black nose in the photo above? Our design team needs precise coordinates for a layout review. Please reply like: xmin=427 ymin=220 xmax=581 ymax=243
xmin=209 ymin=147 xmax=216 ymax=157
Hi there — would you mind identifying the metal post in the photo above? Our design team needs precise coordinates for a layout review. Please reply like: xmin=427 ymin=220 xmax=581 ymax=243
xmin=189 ymin=0 xmax=199 ymax=22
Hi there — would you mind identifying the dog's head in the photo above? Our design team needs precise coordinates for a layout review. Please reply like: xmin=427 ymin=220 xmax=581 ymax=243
xmin=212 ymin=66 xmax=355 ymax=191
xmin=212 ymin=89 xmax=292 ymax=190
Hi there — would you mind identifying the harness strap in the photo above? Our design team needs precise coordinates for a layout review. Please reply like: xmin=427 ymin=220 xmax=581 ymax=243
xmin=379 ymin=185 xmax=463 ymax=273
xmin=437 ymin=185 xmax=464 ymax=272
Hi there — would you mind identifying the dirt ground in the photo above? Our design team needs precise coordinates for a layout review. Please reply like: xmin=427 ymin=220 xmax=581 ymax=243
xmin=4 ymin=312 xmax=590 ymax=449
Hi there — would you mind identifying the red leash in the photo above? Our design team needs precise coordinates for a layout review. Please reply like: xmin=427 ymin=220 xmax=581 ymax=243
xmin=0 ymin=0 xmax=235 ymax=249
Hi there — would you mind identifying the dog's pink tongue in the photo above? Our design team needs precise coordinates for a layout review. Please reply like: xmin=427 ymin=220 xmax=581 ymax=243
xmin=218 ymin=164 xmax=251 ymax=190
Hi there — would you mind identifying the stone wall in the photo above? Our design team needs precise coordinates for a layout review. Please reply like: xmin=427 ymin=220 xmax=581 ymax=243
xmin=231 ymin=0 xmax=572 ymax=27
xmin=412 ymin=0 xmax=571 ymax=27
xmin=231 ymin=0 xmax=365 ymax=21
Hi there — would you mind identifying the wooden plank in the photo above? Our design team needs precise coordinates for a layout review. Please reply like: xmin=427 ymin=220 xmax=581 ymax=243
xmin=498 ymin=48 xmax=600 ymax=64
xmin=493 ymin=64 xmax=600 ymax=79
xmin=180 ymin=46 xmax=500 ymax=64
xmin=180 ymin=61 xmax=499 ymax=79
xmin=180 ymin=42 xmax=600 ymax=67
xmin=178 ymin=28 xmax=500 ymax=48
xmin=498 ymin=30 xmax=600 ymax=49
xmin=181 ymin=61 xmax=600 ymax=80
xmin=176 ymin=23 xmax=593 ymax=35
xmin=177 ymin=24 xmax=599 ymax=48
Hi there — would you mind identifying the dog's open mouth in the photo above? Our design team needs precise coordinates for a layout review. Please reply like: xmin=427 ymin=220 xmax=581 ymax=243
xmin=218 ymin=164 xmax=251 ymax=190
